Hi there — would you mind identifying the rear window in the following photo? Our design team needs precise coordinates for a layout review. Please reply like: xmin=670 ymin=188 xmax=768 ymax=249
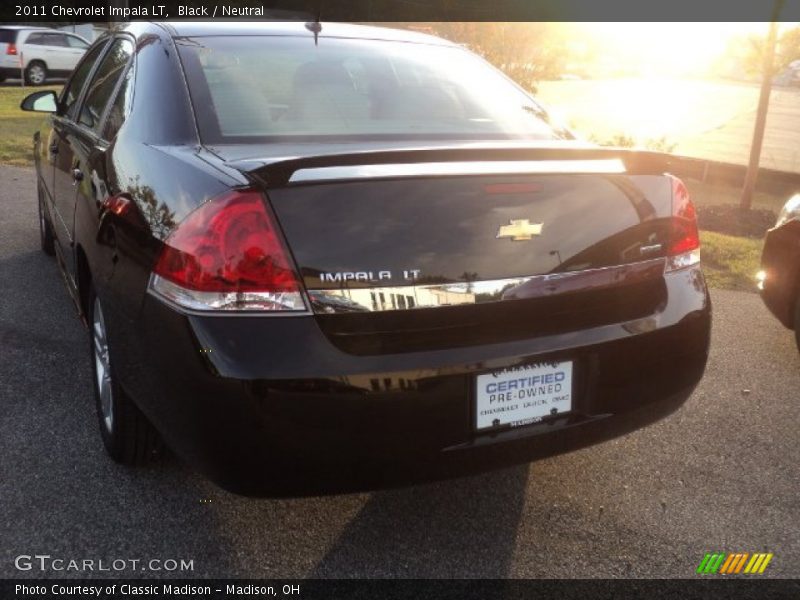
xmin=177 ymin=35 xmax=563 ymax=144
xmin=0 ymin=29 xmax=18 ymax=44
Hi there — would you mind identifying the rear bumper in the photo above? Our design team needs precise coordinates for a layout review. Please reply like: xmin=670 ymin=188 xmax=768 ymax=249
xmin=116 ymin=265 xmax=711 ymax=496
xmin=760 ymin=221 xmax=800 ymax=328
xmin=0 ymin=66 xmax=21 ymax=78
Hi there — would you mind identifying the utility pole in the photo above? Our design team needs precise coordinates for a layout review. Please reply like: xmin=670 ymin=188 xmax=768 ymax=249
xmin=740 ymin=4 xmax=783 ymax=210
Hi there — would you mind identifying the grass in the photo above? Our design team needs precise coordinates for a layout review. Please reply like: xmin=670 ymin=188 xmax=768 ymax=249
xmin=686 ymin=179 xmax=788 ymax=214
xmin=0 ymin=85 xmax=61 ymax=166
xmin=688 ymin=179 xmax=777 ymax=292
xmin=699 ymin=231 xmax=762 ymax=292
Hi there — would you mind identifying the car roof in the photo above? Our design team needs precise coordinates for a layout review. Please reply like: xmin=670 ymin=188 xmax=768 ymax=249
xmin=154 ymin=21 xmax=455 ymax=47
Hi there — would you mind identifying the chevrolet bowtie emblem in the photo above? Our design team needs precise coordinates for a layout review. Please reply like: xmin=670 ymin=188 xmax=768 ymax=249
xmin=496 ymin=219 xmax=544 ymax=241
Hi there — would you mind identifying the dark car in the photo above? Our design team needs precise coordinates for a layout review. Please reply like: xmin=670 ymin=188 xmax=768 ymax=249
xmin=759 ymin=194 xmax=800 ymax=351
xmin=22 ymin=21 xmax=711 ymax=496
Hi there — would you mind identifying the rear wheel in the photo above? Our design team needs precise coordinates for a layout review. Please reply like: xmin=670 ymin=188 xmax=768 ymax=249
xmin=89 ymin=287 xmax=162 ymax=464
xmin=37 ymin=182 xmax=55 ymax=256
xmin=24 ymin=61 xmax=47 ymax=85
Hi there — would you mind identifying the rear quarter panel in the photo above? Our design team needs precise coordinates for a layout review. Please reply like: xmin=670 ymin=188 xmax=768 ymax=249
xmin=69 ymin=27 xmax=238 ymax=396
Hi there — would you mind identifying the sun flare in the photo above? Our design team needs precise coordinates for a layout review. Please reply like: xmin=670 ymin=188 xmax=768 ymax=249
xmin=576 ymin=22 xmax=775 ymax=77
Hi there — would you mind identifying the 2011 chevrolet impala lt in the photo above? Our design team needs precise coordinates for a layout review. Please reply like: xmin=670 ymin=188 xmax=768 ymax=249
xmin=22 ymin=21 xmax=711 ymax=495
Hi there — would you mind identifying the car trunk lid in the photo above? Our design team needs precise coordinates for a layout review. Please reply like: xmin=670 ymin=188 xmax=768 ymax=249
xmin=225 ymin=145 xmax=676 ymax=354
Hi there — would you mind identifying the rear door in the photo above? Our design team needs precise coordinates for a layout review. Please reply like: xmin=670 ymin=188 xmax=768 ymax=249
xmin=70 ymin=36 xmax=136 ymax=282
xmin=51 ymin=38 xmax=109 ymax=279
xmin=38 ymin=33 xmax=71 ymax=72
xmin=63 ymin=34 xmax=89 ymax=73
xmin=18 ymin=31 xmax=44 ymax=69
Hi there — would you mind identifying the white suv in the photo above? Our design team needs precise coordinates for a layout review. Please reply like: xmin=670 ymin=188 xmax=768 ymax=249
xmin=0 ymin=26 xmax=90 ymax=85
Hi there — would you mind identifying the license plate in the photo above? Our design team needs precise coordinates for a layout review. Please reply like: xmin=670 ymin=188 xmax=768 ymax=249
xmin=475 ymin=361 xmax=573 ymax=430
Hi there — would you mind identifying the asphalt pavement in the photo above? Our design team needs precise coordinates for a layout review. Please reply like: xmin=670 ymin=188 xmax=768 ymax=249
xmin=1 ymin=164 xmax=798 ymax=579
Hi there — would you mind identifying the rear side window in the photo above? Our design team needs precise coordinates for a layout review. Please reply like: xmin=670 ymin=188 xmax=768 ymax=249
xmin=65 ymin=35 xmax=89 ymax=49
xmin=62 ymin=40 xmax=109 ymax=119
xmin=25 ymin=33 xmax=45 ymax=45
xmin=78 ymin=38 xmax=134 ymax=132
xmin=39 ymin=33 xmax=68 ymax=47
xmin=0 ymin=29 xmax=19 ymax=44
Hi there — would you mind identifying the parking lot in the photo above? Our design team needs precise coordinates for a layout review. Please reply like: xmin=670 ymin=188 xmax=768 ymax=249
xmin=538 ymin=79 xmax=800 ymax=173
xmin=1 ymin=163 xmax=798 ymax=578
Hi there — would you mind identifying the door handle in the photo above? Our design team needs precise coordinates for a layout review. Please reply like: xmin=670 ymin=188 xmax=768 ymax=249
xmin=72 ymin=168 xmax=83 ymax=183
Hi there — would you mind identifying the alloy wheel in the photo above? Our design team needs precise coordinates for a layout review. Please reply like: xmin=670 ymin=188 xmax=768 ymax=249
xmin=28 ymin=65 xmax=45 ymax=85
xmin=92 ymin=297 xmax=114 ymax=433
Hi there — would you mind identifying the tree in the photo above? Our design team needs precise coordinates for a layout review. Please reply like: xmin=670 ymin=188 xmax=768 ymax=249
xmin=742 ymin=24 xmax=800 ymax=77
xmin=411 ymin=23 xmax=573 ymax=93
xmin=741 ymin=20 xmax=780 ymax=211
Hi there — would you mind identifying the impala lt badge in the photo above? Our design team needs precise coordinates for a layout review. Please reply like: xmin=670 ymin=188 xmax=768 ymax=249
xmin=496 ymin=219 xmax=544 ymax=241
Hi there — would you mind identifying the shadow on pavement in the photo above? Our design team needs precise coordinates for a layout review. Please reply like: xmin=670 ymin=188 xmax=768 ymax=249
xmin=309 ymin=465 xmax=530 ymax=577
xmin=0 ymin=192 xmax=241 ymax=578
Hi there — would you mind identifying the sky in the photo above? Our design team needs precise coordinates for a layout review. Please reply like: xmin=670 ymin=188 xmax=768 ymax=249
xmin=573 ymin=22 xmax=797 ymax=77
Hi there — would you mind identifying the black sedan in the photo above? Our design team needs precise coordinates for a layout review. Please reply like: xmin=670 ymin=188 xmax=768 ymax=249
xmin=22 ymin=21 xmax=711 ymax=496
xmin=760 ymin=194 xmax=800 ymax=351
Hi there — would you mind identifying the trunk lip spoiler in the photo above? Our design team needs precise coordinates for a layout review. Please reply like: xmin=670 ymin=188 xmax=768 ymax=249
xmin=230 ymin=146 xmax=670 ymax=188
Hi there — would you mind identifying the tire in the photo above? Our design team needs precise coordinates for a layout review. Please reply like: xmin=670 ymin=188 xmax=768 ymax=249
xmin=37 ymin=182 xmax=55 ymax=256
xmin=89 ymin=286 xmax=163 ymax=465
xmin=24 ymin=61 xmax=47 ymax=86
xmin=0 ymin=74 xmax=6 ymax=83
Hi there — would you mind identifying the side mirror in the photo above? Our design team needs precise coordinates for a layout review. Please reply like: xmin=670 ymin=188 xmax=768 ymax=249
xmin=20 ymin=90 xmax=58 ymax=113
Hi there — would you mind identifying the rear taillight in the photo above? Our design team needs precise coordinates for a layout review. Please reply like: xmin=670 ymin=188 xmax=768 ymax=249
xmin=6 ymin=43 xmax=17 ymax=55
xmin=149 ymin=189 xmax=306 ymax=312
xmin=665 ymin=175 xmax=700 ymax=272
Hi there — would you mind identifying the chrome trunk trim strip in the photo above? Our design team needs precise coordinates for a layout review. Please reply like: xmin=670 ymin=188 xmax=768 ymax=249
xmin=289 ymin=159 xmax=627 ymax=183
xmin=307 ymin=258 xmax=665 ymax=314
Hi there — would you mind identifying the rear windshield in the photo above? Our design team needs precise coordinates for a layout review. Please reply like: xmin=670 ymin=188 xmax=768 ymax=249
xmin=177 ymin=34 xmax=563 ymax=143
xmin=0 ymin=29 xmax=19 ymax=44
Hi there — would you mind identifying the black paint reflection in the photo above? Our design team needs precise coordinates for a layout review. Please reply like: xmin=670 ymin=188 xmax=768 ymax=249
xmin=125 ymin=175 xmax=178 ymax=240
xmin=270 ymin=174 xmax=673 ymax=291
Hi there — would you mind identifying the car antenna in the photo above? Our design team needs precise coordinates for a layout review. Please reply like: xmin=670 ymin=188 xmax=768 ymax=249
xmin=305 ymin=13 xmax=322 ymax=46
